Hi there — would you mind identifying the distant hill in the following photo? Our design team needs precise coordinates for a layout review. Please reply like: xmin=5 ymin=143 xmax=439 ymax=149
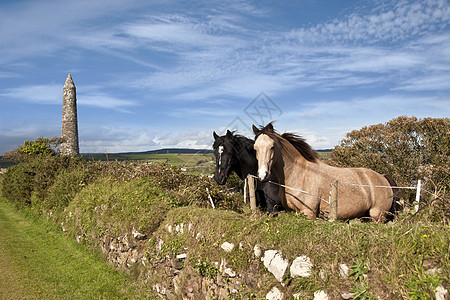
xmin=82 ymin=148 xmax=214 ymax=155
xmin=130 ymin=148 xmax=214 ymax=154
xmin=82 ymin=148 xmax=331 ymax=156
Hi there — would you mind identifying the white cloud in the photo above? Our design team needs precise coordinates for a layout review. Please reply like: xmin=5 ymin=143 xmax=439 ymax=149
xmin=1 ymin=0 xmax=449 ymax=154
xmin=285 ymin=0 xmax=450 ymax=44
xmin=0 ymin=84 xmax=138 ymax=111
xmin=394 ymin=73 xmax=450 ymax=91
xmin=79 ymin=94 xmax=138 ymax=112
xmin=80 ymin=126 xmax=213 ymax=153
xmin=0 ymin=85 xmax=60 ymax=104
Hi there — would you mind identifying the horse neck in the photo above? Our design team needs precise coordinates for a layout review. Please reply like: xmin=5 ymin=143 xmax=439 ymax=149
xmin=275 ymin=136 xmax=312 ymax=181
xmin=232 ymin=138 xmax=258 ymax=179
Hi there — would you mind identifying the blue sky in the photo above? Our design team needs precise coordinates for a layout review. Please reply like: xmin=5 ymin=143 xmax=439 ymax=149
xmin=0 ymin=0 xmax=449 ymax=154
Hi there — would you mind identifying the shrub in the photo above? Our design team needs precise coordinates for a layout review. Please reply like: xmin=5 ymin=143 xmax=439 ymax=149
xmin=330 ymin=116 xmax=449 ymax=218
xmin=42 ymin=166 xmax=99 ymax=211
xmin=2 ymin=137 xmax=61 ymax=163
xmin=1 ymin=163 xmax=35 ymax=206
xmin=1 ymin=156 xmax=84 ymax=206
xmin=89 ymin=161 xmax=243 ymax=212
xmin=64 ymin=177 xmax=176 ymax=239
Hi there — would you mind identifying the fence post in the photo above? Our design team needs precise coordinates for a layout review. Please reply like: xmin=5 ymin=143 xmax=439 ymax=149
xmin=243 ymin=177 xmax=248 ymax=203
xmin=414 ymin=179 xmax=422 ymax=213
xmin=247 ymin=174 xmax=257 ymax=211
xmin=329 ymin=180 xmax=338 ymax=221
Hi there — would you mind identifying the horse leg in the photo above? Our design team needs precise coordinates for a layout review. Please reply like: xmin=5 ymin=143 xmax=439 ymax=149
xmin=369 ymin=207 xmax=387 ymax=223
xmin=300 ymin=208 xmax=316 ymax=219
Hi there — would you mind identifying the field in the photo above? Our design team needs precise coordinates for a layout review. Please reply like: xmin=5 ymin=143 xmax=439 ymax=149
xmin=2 ymin=148 xmax=446 ymax=299
xmin=82 ymin=152 xmax=215 ymax=173
xmin=81 ymin=150 xmax=330 ymax=173
xmin=1 ymin=150 xmax=331 ymax=173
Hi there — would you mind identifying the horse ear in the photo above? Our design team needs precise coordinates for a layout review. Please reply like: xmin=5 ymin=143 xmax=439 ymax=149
xmin=213 ymin=131 xmax=219 ymax=140
xmin=266 ymin=122 xmax=274 ymax=132
xmin=226 ymin=130 xmax=233 ymax=138
xmin=252 ymin=125 xmax=259 ymax=135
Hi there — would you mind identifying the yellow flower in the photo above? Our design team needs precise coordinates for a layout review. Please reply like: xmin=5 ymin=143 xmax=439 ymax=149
xmin=423 ymin=234 xmax=428 ymax=238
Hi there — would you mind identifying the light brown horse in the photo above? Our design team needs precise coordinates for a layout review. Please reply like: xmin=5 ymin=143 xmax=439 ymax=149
xmin=253 ymin=122 xmax=398 ymax=221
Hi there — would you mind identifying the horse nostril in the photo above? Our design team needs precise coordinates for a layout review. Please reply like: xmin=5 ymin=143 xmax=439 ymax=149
xmin=258 ymin=171 xmax=267 ymax=182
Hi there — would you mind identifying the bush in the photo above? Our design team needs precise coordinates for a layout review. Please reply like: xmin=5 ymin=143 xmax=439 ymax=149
xmin=1 ymin=163 xmax=35 ymax=206
xmin=42 ymin=166 xmax=99 ymax=211
xmin=89 ymin=161 xmax=243 ymax=211
xmin=64 ymin=177 xmax=176 ymax=239
xmin=2 ymin=137 xmax=61 ymax=163
xmin=330 ymin=116 xmax=449 ymax=219
xmin=1 ymin=156 xmax=85 ymax=206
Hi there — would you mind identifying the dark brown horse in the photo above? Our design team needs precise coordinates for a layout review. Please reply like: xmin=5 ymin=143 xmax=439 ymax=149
xmin=253 ymin=122 xmax=398 ymax=221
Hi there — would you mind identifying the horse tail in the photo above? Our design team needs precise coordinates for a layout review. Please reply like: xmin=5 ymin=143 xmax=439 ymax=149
xmin=383 ymin=174 xmax=401 ymax=220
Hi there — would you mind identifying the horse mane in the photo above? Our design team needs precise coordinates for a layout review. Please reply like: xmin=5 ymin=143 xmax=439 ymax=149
xmin=255 ymin=123 xmax=319 ymax=163
xmin=280 ymin=132 xmax=319 ymax=163
xmin=234 ymin=134 xmax=255 ymax=152
xmin=213 ymin=131 xmax=254 ymax=153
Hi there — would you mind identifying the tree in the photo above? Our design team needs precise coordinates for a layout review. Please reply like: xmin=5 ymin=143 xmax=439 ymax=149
xmin=2 ymin=137 xmax=62 ymax=163
xmin=330 ymin=116 xmax=449 ymax=206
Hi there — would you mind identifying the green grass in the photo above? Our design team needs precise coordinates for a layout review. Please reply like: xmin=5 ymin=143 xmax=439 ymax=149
xmin=155 ymin=206 xmax=449 ymax=299
xmin=82 ymin=153 xmax=215 ymax=175
xmin=0 ymin=199 xmax=145 ymax=299
xmin=1 ymin=156 xmax=447 ymax=299
xmin=83 ymin=153 xmax=213 ymax=165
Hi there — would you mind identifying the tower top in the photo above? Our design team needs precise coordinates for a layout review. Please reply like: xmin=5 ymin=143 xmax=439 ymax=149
xmin=64 ymin=72 xmax=75 ymax=89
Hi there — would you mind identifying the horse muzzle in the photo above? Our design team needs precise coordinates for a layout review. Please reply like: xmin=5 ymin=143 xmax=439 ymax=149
xmin=214 ymin=171 xmax=227 ymax=185
xmin=258 ymin=165 xmax=270 ymax=182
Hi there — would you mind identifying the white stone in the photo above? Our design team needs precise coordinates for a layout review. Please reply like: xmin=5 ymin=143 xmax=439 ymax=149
xmin=293 ymin=292 xmax=301 ymax=299
xmin=339 ymin=263 xmax=350 ymax=279
xmin=156 ymin=237 xmax=164 ymax=252
xmin=341 ymin=292 xmax=354 ymax=299
xmin=76 ymin=235 xmax=83 ymax=243
xmin=175 ymin=223 xmax=184 ymax=234
xmin=132 ymin=228 xmax=146 ymax=240
xmin=319 ymin=268 xmax=327 ymax=280
xmin=425 ymin=267 xmax=442 ymax=275
xmin=61 ymin=222 xmax=67 ymax=232
xmin=254 ymin=244 xmax=262 ymax=257
xmin=290 ymin=256 xmax=313 ymax=278
xmin=221 ymin=242 xmax=235 ymax=252
xmin=262 ymin=250 xmax=289 ymax=282
xmin=167 ymin=225 xmax=172 ymax=233
xmin=313 ymin=290 xmax=328 ymax=300
xmin=266 ymin=286 xmax=283 ymax=300
xmin=224 ymin=267 xmax=236 ymax=277
xmin=219 ymin=258 xmax=226 ymax=272
xmin=176 ymin=253 xmax=187 ymax=259
xmin=436 ymin=285 xmax=448 ymax=300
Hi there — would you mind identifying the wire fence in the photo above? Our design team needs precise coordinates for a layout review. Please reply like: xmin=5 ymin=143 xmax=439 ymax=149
xmin=245 ymin=174 xmax=429 ymax=217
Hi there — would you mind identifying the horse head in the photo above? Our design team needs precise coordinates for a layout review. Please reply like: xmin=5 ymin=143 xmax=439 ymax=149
xmin=212 ymin=130 xmax=235 ymax=185
xmin=252 ymin=122 xmax=277 ymax=182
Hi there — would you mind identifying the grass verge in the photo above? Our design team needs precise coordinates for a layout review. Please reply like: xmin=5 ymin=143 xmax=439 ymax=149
xmin=0 ymin=199 xmax=144 ymax=299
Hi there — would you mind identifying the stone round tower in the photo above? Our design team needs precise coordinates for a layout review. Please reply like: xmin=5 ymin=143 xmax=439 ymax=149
xmin=61 ymin=73 xmax=80 ymax=156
